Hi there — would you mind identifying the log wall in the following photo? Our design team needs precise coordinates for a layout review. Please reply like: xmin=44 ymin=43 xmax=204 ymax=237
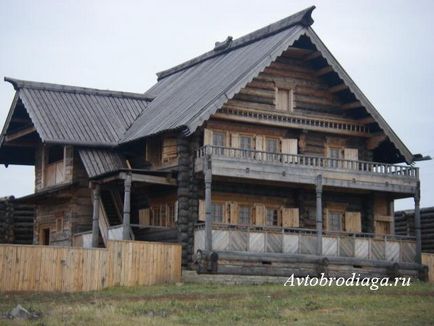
xmin=0 ymin=240 xmax=182 ymax=292
xmin=0 ymin=197 xmax=34 ymax=244
xmin=422 ymin=253 xmax=434 ymax=283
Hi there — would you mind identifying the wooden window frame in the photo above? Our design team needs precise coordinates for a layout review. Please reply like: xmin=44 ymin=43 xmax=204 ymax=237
xmin=275 ymin=87 xmax=294 ymax=112
xmin=327 ymin=209 xmax=344 ymax=232
xmin=238 ymin=204 xmax=252 ymax=225
xmin=265 ymin=206 xmax=281 ymax=226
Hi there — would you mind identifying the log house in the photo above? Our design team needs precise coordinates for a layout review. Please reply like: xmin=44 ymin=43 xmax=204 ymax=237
xmin=0 ymin=6 xmax=429 ymax=279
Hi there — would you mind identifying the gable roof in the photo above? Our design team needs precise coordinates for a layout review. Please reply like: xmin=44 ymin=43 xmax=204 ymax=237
xmin=78 ymin=148 xmax=128 ymax=178
xmin=1 ymin=78 xmax=152 ymax=147
xmin=119 ymin=6 xmax=414 ymax=164
xmin=121 ymin=6 xmax=315 ymax=143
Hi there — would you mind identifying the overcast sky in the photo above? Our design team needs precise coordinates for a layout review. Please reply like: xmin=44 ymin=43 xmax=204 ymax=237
xmin=0 ymin=0 xmax=433 ymax=210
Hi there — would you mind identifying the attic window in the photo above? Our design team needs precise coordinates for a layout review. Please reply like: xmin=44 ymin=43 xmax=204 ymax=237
xmin=276 ymin=88 xmax=294 ymax=112
xmin=47 ymin=145 xmax=64 ymax=164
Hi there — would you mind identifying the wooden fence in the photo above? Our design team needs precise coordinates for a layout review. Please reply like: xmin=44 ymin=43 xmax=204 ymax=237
xmin=422 ymin=253 xmax=434 ymax=283
xmin=0 ymin=240 xmax=182 ymax=292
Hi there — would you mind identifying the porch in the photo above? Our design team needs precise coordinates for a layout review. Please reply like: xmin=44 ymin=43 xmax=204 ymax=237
xmin=194 ymin=223 xmax=417 ymax=263
xmin=195 ymin=145 xmax=418 ymax=194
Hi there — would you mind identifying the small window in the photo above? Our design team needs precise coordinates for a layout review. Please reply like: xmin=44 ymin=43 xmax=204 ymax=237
xmin=328 ymin=211 xmax=343 ymax=232
xmin=276 ymin=88 xmax=293 ymax=112
xmin=266 ymin=138 xmax=279 ymax=161
xmin=328 ymin=147 xmax=343 ymax=168
xmin=239 ymin=205 xmax=252 ymax=225
xmin=55 ymin=212 xmax=64 ymax=232
xmin=212 ymin=132 xmax=225 ymax=147
xmin=212 ymin=132 xmax=225 ymax=155
xmin=47 ymin=146 xmax=64 ymax=164
xmin=240 ymin=135 xmax=253 ymax=158
xmin=266 ymin=208 xmax=279 ymax=226
xmin=211 ymin=202 xmax=224 ymax=223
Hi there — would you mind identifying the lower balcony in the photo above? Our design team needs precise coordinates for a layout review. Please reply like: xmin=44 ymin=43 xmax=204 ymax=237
xmin=195 ymin=146 xmax=418 ymax=194
xmin=194 ymin=223 xmax=417 ymax=264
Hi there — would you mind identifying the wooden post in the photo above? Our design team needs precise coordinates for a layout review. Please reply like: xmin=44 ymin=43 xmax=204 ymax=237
xmin=123 ymin=173 xmax=132 ymax=240
xmin=414 ymin=181 xmax=422 ymax=264
xmin=91 ymin=184 xmax=101 ymax=248
xmin=204 ymin=154 xmax=213 ymax=251
xmin=315 ymin=175 xmax=323 ymax=256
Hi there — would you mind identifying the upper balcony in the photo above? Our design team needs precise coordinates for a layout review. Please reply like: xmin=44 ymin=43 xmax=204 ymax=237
xmin=195 ymin=146 xmax=418 ymax=195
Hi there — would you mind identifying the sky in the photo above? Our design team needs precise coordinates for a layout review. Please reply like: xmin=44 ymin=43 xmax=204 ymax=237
xmin=0 ymin=0 xmax=433 ymax=210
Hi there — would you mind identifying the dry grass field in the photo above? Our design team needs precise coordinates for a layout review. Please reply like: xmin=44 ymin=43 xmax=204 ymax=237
xmin=1 ymin=281 xmax=433 ymax=325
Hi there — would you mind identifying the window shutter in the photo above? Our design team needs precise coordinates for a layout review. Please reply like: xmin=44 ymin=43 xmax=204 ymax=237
xmin=198 ymin=199 xmax=205 ymax=221
xmin=254 ymin=204 xmax=266 ymax=225
xmin=281 ymin=207 xmax=299 ymax=227
xmin=255 ymin=135 xmax=264 ymax=160
xmin=230 ymin=133 xmax=240 ymax=148
xmin=229 ymin=202 xmax=239 ymax=224
xmin=224 ymin=202 xmax=231 ymax=224
xmin=139 ymin=208 xmax=150 ymax=225
xmin=204 ymin=129 xmax=213 ymax=146
xmin=277 ymin=89 xmax=288 ymax=111
xmin=344 ymin=148 xmax=358 ymax=161
xmin=281 ymin=138 xmax=298 ymax=163
xmin=324 ymin=209 xmax=329 ymax=231
xmin=344 ymin=211 xmax=361 ymax=233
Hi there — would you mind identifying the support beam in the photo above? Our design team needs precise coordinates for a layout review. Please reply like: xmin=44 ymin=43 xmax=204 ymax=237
xmin=315 ymin=175 xmax=323 ymax=255
xmin=4 ymin=126 xmax=36 ymax=142
xmin=414 ymin=181 xmax=422 ymax=264
xmin=303 ymin=51 xmax=322 ymax=61
xmin=204 ymin=154 xmax=213 ymax=251
xmin=122 ymin=173 xmax=132 ymax=240
xmin=316 ymin=66 xmax=334 ymax=77
xmin=329 ymin=83 xmax=348 ymax=93
xmin=342 ymin=101 xmax=363 ymax=110
xmin=91 ymin=184 xmax=101 ymax=247
xmin=358 ymin=116 xmax=375 ymax=124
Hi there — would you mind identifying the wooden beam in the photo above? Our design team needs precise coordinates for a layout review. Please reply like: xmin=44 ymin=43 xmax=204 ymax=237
xmin=130 ymin=173 xmax=176 ymax=186
xmin=329 ymin=84 xmax=348 ymax=93
xmin=367 ymin=134 xmax=387 ymax=150
xmin=303 ymin=51 xmax=322 ymax=61
xmin=316 ymin=66 xmax=334 ymax=77
xmin=342 ymin=101 xmax=363 ymax=110
xmin=4 ymin=126 xmax=36 ymax=142
xmin=358 ymin=116 xmax=376 ymax=124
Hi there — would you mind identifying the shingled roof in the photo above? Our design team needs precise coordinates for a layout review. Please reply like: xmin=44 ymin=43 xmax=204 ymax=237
xmin=0 ymin=6 xmax=418 ymax=165
xmin=121 ymin=6 xmax=315 ymax=143
xmin=2 ymin=78 xmax=152 ymax=147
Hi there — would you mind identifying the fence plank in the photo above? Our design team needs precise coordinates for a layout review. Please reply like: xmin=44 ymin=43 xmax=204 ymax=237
xmin=0 ymin=241 xmax=181 ymax=292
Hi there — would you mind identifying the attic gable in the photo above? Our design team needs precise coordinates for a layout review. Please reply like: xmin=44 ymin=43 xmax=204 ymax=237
xmin=121 ymin=7 xmax=414 ymax=164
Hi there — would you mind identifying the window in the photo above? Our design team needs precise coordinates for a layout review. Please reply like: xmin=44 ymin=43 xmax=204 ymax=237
xmin=44 ymin=145 xmax=65 ymax=187
xmin=211 ymin=202 xmax=224 ymax=223
xmin=55 ymin=212 xmax=64 ymax=232
xmin=150 ymin=203 xmax=176 ymax=227
xmin=240 ymin=135 xmax=253 ymax=158
xmin=328 ymin=211 xmax=343 ymax=232
xmin=266 ymin=138 xmax=279 ymax=161
xmin=239 ymin=205 xmax=252 ymax=225
xmin=266 ymin=208 xmax=279 ymax=226
xmin=328 ymin=147 xmax=343 ymax=168
xmin=47 ymin=146 xmax=64 ymax=164
xmin=212 ymin=132 xmax=225 ymax=155
xmin=276 ymin=88 xmax=293 ymax=112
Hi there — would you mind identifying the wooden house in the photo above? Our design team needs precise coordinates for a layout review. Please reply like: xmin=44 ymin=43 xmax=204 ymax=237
xmin=0 ymin=6 xmax=428 ymax=278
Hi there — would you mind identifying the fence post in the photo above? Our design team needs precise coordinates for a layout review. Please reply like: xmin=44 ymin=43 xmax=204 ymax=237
xmin=91 ymin=184 xmax=101 ymax=248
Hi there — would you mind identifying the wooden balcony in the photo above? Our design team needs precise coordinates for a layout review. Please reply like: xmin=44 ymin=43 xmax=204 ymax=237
xmin=195 ymin=146 xmax=418 ymax=194
xmin=194 ymin=223 xmax=417 ymax=264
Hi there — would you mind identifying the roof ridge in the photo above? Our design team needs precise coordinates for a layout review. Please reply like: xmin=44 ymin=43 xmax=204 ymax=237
xmin=4 ymin=77 xmax=154 ymax=101
xmin=156 ymin=6 xmax=315 ymax=80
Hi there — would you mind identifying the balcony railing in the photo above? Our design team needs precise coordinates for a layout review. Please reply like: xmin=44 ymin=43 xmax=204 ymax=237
xmin=194 ymin=223 xmax=417 ymax=263
xmin=196 ymin=145 xmax=418 ymax=178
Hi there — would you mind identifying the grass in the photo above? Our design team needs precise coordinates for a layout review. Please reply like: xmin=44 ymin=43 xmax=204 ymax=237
xmin=0 ymin=281 xmax=433 ymax=325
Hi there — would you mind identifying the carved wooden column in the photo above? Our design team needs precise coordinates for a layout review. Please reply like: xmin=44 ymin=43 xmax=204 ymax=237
xmin=315 ymin=175 xmax=323 ymax=256
xmin=414 ymin=181 xmax=421 ymax=264
xmin=91 ymin=184 xmax=101 ymax=247
xmin=122 ymin=173 xmax=132 ymax=240
xmin=204 ymin=153 xmax=213 ymax=251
